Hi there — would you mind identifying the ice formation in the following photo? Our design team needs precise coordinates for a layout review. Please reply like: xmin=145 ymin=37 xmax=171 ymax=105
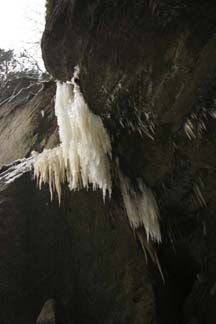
xmin=184 ymin=118 xmax=196 ymax=140
xmin=192 ymin=182 xmax=206 ymax=208
xmin=34 ymin=66 xmax=112 ymax=203
xmin=0 ymin=157 xmax=34 ymax=192
xmin=119 ymin=172 xmax=161 ymax=243
xmin=34 ymin=147 xmax=65 ymax=204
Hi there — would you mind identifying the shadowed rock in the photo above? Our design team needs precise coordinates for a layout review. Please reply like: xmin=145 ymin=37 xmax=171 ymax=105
xmin=36 ymin=299 xmax=56 ymax=324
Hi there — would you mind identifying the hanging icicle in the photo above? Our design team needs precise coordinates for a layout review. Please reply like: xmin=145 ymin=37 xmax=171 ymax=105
xmin=119 ymin=171 xmax=161 ymax=243
xmin=34 ymin=66 xmax=112 ymax=203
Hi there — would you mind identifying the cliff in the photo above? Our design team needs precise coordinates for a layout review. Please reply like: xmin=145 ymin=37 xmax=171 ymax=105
xmin=0 ymin=1 xmax=216 ymax=323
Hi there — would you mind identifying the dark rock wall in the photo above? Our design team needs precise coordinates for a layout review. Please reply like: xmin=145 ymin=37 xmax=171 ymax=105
xmin=0 ymin=175 xmax=67 ymax=324
xmin=0 ymin=175 xmax=156 ymax=324
xmin=41 ymin=1 xmax=216 ymax=323
xmin=42 ymin=0 xmax=216 ymax=122
xmin=1 ymin=1 xmax=216 ymax=324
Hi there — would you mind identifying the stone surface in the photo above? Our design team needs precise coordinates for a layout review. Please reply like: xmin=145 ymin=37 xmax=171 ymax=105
xmin=0 ymin=79 xmax=57 ymax=167
xmin=0 ymin=1 xmax=216 ymax=324
xmin=41 ymin=1 xmax=216 ymax=323
xmin=0 ymin=173 xmax=156 ymax=324
xmin=36 ymin=299 xmax=57 ymax=324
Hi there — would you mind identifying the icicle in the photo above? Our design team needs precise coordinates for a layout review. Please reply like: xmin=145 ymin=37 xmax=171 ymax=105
xmin=34 ymin=146 xmax=65 ymax=205
xmin=119 ymin=171 xmax=161 ymax=243
xmin=193 ymin=183 xmax=206 ymax=208
xmin=34 ymin=66 xmax=112 ymax=203
xmin=184 ymin=118 xmax=196 ymax=140
xmin=136 ymin=230 xmax=164 ymax=280
xmin=55 ymin=82 xmax=74 ymax=163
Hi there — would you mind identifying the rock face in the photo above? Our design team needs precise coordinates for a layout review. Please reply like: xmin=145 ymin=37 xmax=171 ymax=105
xmin=36 ymin=299 xmax=57 ymax=324
xmin=0 ymin=172 xmax=156 ymax=324
xmin=0 ymin=76 xmax=155 ymax=324
xmin=0 ymin=78 xmax=57 ymax=167
xmin=0 ymin=174 xmax=64 ymax=324
xmin=1 ymin=1 xmax=216 ymax=324
xmin=42 ymin=1 xmax=216 ymax=323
